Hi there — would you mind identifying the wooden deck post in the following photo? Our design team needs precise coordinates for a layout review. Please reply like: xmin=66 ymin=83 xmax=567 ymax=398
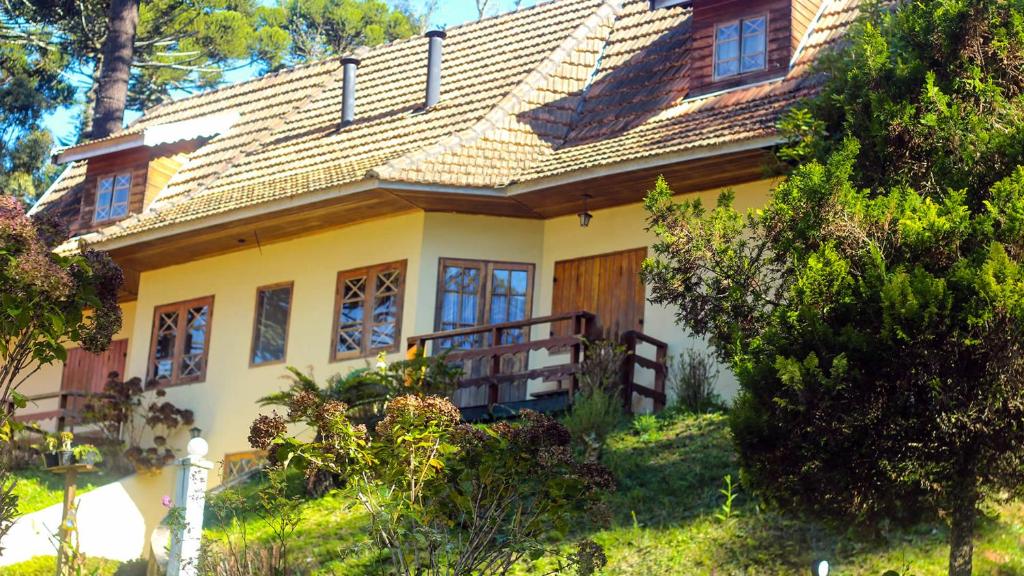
xmin=489 ymin=327 xmax=502 ymax=407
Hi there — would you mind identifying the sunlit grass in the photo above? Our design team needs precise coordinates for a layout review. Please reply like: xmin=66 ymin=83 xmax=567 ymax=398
xmin=200 ymin=412 xmax=1024 ymax=575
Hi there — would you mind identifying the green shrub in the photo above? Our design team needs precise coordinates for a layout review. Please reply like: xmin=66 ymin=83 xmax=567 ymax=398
xmin=631 ymin=414 xmax=660 ymax=442
xmin=562 ymin=387 xmax=624 ymax=462
xmin=562 ymin=340 xmax=628 ymax=461
xmin=667 ymin=349 xmax=721 ymax=414
xmin=256 ymin=395 xmax=613 ymax=576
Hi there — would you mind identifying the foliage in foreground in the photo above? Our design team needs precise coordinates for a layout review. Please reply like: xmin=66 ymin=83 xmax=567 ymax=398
xmin=202 ymin=412 xmax=1024 ymax=575
xmin=237 ymin=393 xmax=613 ymax=576
xmin=0 ymin=197 xmax=122 ymax=552
xmin=643 ymin=2 xmax=1024 ymax=575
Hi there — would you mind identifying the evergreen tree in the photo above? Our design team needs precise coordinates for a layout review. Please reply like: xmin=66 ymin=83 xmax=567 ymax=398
xmin=642 ymin=2 xmax=1024 ymax=574
xmin=1 ymin=0 xmax=417 ymax=139
xmin=0 ymin=35 xmax=73 ymax=202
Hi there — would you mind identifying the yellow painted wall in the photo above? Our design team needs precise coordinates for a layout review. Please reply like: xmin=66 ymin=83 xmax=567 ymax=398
xmin=127 ymin=212 xmax=428 ymax=485
xmin=16 ymin=177 xmax=776 ymax=558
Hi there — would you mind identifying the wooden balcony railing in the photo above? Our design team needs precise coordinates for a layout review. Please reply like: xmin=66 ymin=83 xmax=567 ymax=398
xmin=14 ymin=390 xmax=117 ymax=434
xmin=620 ymin=330 xmax=668 ymax=411
xmin=408 ymin=311 xmax=598 ymax=408
xmin=409 ymin=311 xmax=669 ymax=414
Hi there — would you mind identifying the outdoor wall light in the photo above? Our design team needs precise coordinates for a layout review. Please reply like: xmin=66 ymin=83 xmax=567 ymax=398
xmin=578 ymin=194 xmax=593 ymax=228
xmin=813 ymin=560 xmax=829 ymax=576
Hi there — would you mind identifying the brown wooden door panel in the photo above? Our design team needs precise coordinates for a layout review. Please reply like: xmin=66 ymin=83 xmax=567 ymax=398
xmin=553 ymin=248 xmax=647 ymax=340
xmin=61 ymin=339 xmax=128 ymax=419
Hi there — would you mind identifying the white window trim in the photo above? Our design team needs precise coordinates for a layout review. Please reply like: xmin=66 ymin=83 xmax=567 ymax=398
xmin=713 ymin=14 xmax=769 ymax=82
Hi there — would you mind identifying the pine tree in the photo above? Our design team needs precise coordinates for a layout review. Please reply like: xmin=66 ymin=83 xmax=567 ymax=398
xmin=642 ymin=2 xmax=1024 ymax=574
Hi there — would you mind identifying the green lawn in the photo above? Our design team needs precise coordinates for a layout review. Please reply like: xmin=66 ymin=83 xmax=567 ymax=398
xmin=205 ymin=412 xmax=1024 ymax=575
xmin=10 ymin=467 xmax=124 ymax=516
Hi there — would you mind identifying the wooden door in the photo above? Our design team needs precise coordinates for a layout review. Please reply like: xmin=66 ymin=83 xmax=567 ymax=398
xmin=552 ymin=248 xmax=647 ymax=340
xmin=61 ymin=339 xmax=128 ymax=423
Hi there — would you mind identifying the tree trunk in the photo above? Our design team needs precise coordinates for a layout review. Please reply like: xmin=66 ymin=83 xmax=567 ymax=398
xmin=90 ymin=0 xmax=140 ymax=140
xmin=79 ymin=58 xmax=104 ymax=141
xmin=948 ymin=480 xmax=978 ymax=576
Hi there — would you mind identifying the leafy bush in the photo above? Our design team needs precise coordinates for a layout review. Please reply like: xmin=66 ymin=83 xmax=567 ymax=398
xmin=254 ymin=395 xmax=613 ymax=576
xmin=81 ymin=373 xmax=195 ymax=473
xmin=631 ymin=414 xmax=660 ymax=442
xmin=666 ymin=349 xmax=721 ymax=414
xmin=562 ymin=386 xmax=624 ymax=462
xmin=202 ymin=469 xmax=309 ymax=576
xmin=562 ymin=340 xmax=627 ymax=462
xmin=260 ymin=351 xmax=462 ymax=430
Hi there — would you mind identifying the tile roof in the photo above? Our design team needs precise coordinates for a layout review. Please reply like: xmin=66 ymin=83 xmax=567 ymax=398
xmin=36 ymin=0 xmax=861 ymax=245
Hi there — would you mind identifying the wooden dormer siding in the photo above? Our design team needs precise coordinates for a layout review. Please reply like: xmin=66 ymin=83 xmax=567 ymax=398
xmin=73 ymin=140 xmax=197 ymax=235
xmin=688 ymin=0 xmax=821 ymax=96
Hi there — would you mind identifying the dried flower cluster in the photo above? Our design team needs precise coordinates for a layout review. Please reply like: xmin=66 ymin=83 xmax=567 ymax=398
xmin=375 ymin=394 xmax=461 ymax=439
xmin=249 ymin=413 xmax=287 ymax=451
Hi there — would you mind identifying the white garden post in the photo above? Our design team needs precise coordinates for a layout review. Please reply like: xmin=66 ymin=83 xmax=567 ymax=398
xmin=167 ymin=431 xmax=212 ymax=576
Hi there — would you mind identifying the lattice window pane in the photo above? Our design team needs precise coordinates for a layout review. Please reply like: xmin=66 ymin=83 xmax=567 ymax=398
xmin=95 ymin=177 xmax=113 ymax=221
xmin=336 ymin=274 xmax=367 ymax=355
xmin=741 ymin=17 xmax=766 ymax=72
xmin=370 ymin=269 xmax=401 ymax=350
xmin=152 ymin=311 xmax=178 ymax=380
xmin=110 ymin=174 xmax=131 ymax=219
xmin=180 ymin=305 xmax=209 ymax=378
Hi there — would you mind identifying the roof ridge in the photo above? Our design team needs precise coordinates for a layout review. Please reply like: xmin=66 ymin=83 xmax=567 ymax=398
xmin=92 ymin=61 xmax=346 ymax=241
xmin=369 ymin=0 xmax=624 ymax=183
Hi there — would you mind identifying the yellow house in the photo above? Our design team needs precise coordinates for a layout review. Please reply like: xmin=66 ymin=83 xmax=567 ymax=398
xmin=16 ymin=0 xmax=859 ymax=560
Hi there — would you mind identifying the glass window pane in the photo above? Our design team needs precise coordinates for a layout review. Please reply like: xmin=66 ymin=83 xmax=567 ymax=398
xmin=510 ymin=271 xmax=528 ymax=296
xmin=716 ymin=23 xmax=739 ymax=41
xmin=716 ymin=60 xmax=739 ymax=78
xmin=742 ymin=17 xmax=765 ymax=35
xmin=371 ymin=323 xmax=395 ymax=349
xmin=742 ymin=52 xmax=766 ymax=73
xmin=489 ymin=295 xmax=507 ymax=324
xmin=509 ymin=295 xmax=527 ymax=322
xmin=716 ymin=38 xmax=739 ymax=61
xmin=491 ymin=270 xmax=509 ymax=296
xmin=95 ymin=178 xmax=112 ymax=221
xmin=252 ymin=286 xmax=291 ymax=364
xmin=153 ymin=311 xmax=178 ymax=381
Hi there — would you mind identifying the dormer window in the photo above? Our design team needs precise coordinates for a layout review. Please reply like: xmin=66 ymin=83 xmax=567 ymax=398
xmin=714 ymin=16 xmax=767 ymax=79
xmin=95 ymin=172 xmax=131 ymax=223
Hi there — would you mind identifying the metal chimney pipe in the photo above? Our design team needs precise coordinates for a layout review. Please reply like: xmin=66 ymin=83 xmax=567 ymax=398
xmin=341 ymin=56 xmax=359 ymax=126
xmin=425 ymin=30 xmax=446 ymax=108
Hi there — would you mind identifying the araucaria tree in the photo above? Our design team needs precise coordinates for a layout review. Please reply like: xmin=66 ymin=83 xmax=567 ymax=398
xmin=0 ymin=196 xmax=122 ymax=549
xmin=642 ymin=2 xmax=1024 ymax=575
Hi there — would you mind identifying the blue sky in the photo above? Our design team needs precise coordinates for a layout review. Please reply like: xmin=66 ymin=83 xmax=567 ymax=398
xmin=44 ymin=0 xmax=538 ymax=143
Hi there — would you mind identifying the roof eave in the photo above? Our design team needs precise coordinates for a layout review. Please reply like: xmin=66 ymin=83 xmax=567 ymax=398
xmin=55 ymin=133 xmax=147 ymax=164
xmin=506 ymin=135 xmax=785 ymax=196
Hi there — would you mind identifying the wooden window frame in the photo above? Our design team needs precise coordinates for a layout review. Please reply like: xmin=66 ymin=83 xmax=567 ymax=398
xmin=433 ymin=258 xmax=535 ymax=335
xmin=250 ymin=281 xmax=294 ymax=368
xmin=712 ymin=14 xmax=768 ymax=81
xmin=147 ymin=296 xmax=215 ymax=386
xmin=331 ymin=260 xmax=407 ymax=362
xmin=93 ymin=171 xmax=132 ymax=224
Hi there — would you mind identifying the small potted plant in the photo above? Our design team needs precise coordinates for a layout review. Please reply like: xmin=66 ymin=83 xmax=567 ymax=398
xmin=40 ymin=434 xmax=60 ymax=468
xmin=59 ymin=431 xmax=74 ymax=466
xmin=72 ymin=444 xmax=103 ymax=466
